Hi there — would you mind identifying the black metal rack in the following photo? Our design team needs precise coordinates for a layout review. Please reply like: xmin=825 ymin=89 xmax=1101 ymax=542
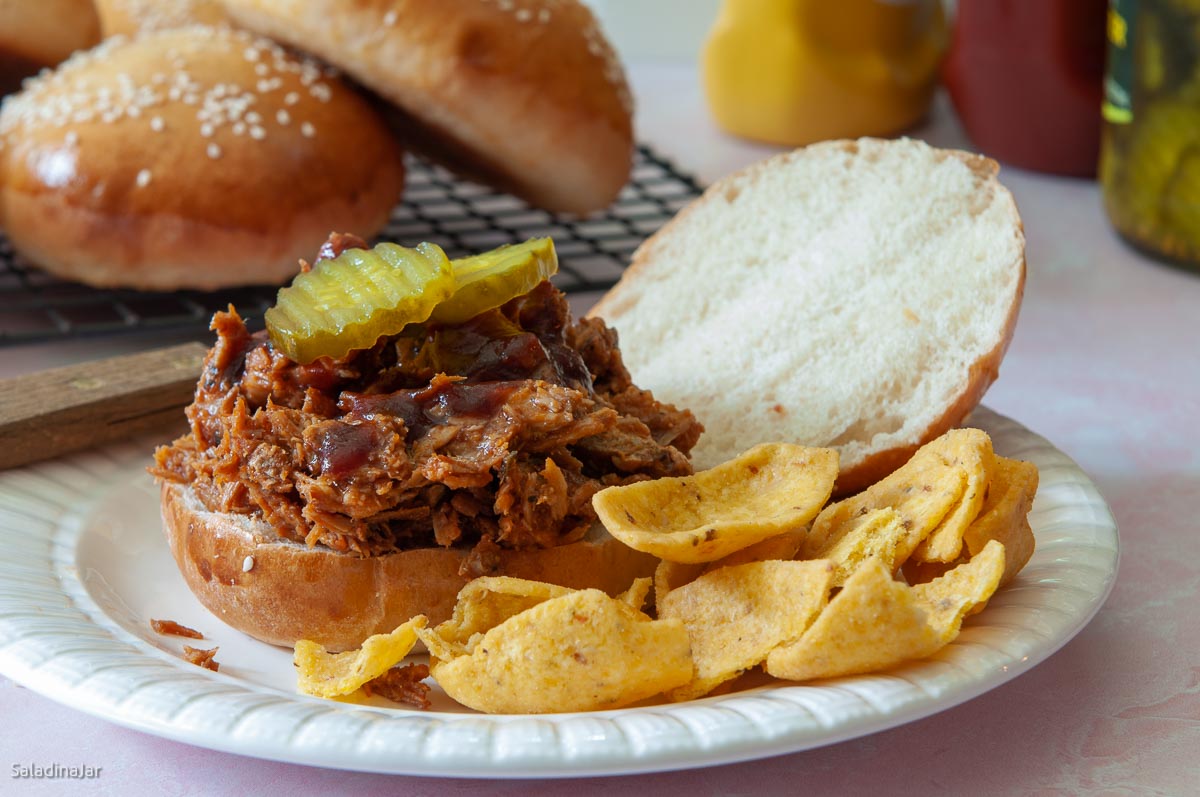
xmin=0 ymin=144 xmax=702 ymax=345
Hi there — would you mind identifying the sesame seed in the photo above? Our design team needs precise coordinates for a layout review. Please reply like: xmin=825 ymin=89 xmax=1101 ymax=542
xmin=207 ymin=142 xmax=222 ymax=159
xmin=300 ymin=121 xmax=315 ymax=138
xmin=150 ymin=116 xmax=164 ymax=131
xmin=136 ymin=168 xmax=152 ymax=187
xmin=310 ymin=83 xmax=332 ymax=103
xmin=276 ymin=109 xmax=290 ymax=125
xmin=284 ymin=91 xmax=299 ymax=106
xmin=250 ymin=125 xmax=266 ymax=140
xmin=383 ymin=9 xmax=398 ymax=25
xmin=254 ymin=63 xmax=269 ymax=76
xmin=200 ymin=123 xmax=214 ymax=137
xmin=516 ymin=8 xmax=531 ymax=22
xmin=245 ymin=111 xmax=261 ymax=124
xmin=65 ymin=131 xmax=79 ymax=146
xmin=242 ymin=555 xmax=255 ymax=572
xmin=243 ymin=47 xmax=260 ymax=62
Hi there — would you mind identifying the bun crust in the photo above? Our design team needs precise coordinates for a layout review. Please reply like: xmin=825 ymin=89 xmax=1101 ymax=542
xmin=221 ymin=0 xmax=633 ymax=214
xmin=0 ymin=27 xmax=403 ymax=290
xmin=0 ymin=0 xmax=100 ymax=93
xmin=94 ymin=0 xmax=231 ymax=37
xmin=592 ymin=138 xmax=1026 ymax=495
xmin=162 ymin=481 xmax=658 ymax=652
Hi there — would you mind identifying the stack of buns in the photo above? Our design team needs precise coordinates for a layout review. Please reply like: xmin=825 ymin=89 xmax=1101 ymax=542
xmin=0 ymin=0 xmax=634 ymax=289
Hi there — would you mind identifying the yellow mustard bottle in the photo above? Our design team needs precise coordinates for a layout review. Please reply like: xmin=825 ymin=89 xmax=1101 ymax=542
xmin=702 ymin=0 xmax=947 ymax=146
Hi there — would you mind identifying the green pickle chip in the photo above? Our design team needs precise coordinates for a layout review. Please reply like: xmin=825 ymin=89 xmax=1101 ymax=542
xmin=266 ymin=241 xmax=455 ymax=363
xmin=431 ymin=237 xmax=559 ymax=324
xmin=265 ymin=238 xmax=560 ymax=363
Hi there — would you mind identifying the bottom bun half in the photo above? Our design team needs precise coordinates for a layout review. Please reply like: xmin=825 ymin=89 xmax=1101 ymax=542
xmin=161 ymin=481 xmax=658 ymax=652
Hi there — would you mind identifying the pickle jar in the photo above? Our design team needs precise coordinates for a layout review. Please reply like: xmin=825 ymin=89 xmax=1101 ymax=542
xmin=1100 ymin=0 xmax=1200 ymax=270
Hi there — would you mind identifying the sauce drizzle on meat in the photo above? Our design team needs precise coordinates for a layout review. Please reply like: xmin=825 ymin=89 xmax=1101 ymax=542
xmin=151 ymin=273 xmax=702 ymax=570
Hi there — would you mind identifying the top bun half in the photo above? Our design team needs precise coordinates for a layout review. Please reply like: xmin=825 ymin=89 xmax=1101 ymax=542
xmin=592 ymin=138 xmax=1026 ymax=495
xmin=221 ymin=0 xmax=634 ymax=214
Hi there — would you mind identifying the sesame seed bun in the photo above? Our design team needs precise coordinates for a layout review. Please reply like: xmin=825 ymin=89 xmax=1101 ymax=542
xmin=221 ymin=0 xmax=633 ymax=215
xmin=161 ymin=480 xmax=659 ymax=652
xmin=95 ymin=0 xmax=231 ymax=38
xmin=0 ymin=26 xmax=404 ymax=290
xmin=0 ymin=0 xmax=101 ymax=94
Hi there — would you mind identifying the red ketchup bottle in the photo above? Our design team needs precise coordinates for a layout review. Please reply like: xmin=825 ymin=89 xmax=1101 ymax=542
xmin=942 ymin=0 xmax=1109 ymax=176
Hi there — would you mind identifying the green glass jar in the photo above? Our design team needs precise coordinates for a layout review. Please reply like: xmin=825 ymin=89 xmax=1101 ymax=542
xmin=1100 ymin=0 xmax=1200 ymax=270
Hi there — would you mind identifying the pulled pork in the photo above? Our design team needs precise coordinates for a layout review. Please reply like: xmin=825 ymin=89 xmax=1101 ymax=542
xmin=363 ymin=663 xmax=432 ymax=710
xmin=152 ymin=280 xmax=702 ymax=572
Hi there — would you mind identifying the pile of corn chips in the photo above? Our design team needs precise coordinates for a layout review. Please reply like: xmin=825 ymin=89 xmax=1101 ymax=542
xmin=293 ymin=431 xmax=1038 ymax=713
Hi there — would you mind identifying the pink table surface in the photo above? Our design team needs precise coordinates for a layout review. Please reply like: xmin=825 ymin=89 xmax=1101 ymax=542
xmin=2 ymin=64 xmax=1199 ymax=796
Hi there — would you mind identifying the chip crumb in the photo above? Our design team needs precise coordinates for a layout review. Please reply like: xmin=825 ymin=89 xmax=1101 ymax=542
xmin=150 ymin=618 xmax=204 ymax=639
xmin=183 ymin=645 xmax=220 ymax=672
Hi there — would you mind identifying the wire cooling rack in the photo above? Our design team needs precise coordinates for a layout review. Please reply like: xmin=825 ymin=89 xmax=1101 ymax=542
xmin=0 ymin=144 xmax=702 ymax=345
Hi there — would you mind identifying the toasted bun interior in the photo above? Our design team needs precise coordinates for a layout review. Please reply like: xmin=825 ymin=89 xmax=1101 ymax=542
xmin=592 ymin=138 xmax=1026 ymax=494
xmin=161 ymin=481 xmax=659 ymax=652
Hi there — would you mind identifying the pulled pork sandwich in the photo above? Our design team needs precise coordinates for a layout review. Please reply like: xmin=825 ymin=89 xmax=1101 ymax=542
xmin=152 ymin=234 xmax=701 ymax=651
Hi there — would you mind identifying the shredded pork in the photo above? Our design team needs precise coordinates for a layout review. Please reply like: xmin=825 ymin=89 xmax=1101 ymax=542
xmin=152 ymin=277 xmax=702 ymax=569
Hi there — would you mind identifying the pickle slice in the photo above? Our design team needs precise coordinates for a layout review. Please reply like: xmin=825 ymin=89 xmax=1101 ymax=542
xmin=430 ymin=237 xmax=559 ymax=325
xmin=265 ymin=242 xmax=455 ymax=363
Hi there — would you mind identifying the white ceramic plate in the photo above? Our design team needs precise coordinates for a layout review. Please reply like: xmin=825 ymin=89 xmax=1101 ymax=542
xmin=0 ymin=407 xmax=1118 ymax=778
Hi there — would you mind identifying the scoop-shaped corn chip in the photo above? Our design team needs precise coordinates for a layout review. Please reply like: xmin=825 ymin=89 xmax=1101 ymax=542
xmin=913 ymin=540 xmax=1006 ymax=634
xmin=814 ymin=508 xmax=914 ymax=586
xmin=421 ymin=576 xmax=574 ymax=659
xmin=295 ymin=616 xmax=427 ymax=698
xmin=659 ymin=560 xmax=834 ymax=701
xmin=765 ymin=560 xmax=943 ymax=681
xmin=654 ymin=528 xmax=809 ymax=608
xmin=803 ymin=430 xmax=996 ymax=567
xmin=618 ymin=577 xmax=654 ymax=614
xmin=900 ymin=556 xmax=960 ymax=586
xmin=431 ymin=589 xmax=692 ymax=713
xmin=912 ymin=429 xmax=996 ymax=562
xmin=654 ymin=560 xmax=706 ymax=608
xmin=712 ymin=527 xmax=808 ymax=570
xmin=961 ymin=457 xmax=1038 ymax=587
xmin=594 ymin=443 xmax=838 ymax=564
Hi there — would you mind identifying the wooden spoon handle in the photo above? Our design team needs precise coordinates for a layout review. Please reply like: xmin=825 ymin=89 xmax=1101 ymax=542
xmin=0 ymin=342 xmax=207 ymax=470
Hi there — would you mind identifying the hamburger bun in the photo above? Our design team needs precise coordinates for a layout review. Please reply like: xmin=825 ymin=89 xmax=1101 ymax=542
xmin=95 ymin=0 xmax=231 ymax=38
xmin=162 ymin=481 xmax=659 ymax=652
xmin=0 ymin=0 xmax=101 ymax=94
xmin=0 ymin=26 xmax=404 ymax=290
xmin=221 ymin=0 xmax=633 ymax=214
xmin=591 ymin=137 xmax=1026 ymax=495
